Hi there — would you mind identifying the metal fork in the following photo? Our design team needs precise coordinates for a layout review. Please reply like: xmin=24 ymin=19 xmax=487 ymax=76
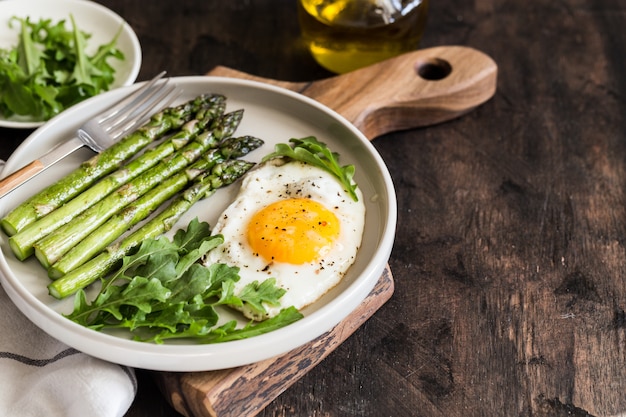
xmin=0 ymin=72 xmax=180 ymax=199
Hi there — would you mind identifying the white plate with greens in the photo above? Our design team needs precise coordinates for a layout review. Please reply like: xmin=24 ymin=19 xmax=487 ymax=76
xmin=0 ymin=0 xmax=141 ymax=129
xmin=0 ymin=76 xmax=396 ymax=371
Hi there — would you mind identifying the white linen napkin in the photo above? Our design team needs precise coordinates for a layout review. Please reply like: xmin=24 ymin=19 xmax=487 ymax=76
xmin=0 ymin=281 xmax=137 ymax=417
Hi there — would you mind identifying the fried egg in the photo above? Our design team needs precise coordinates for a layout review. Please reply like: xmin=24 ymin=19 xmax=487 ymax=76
xmin=203 ymin=158 xmax=365 ymax=320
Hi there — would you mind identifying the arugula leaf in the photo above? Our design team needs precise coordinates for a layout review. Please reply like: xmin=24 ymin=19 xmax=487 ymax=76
xmin=66 ymin=219 xmax=303 ymax=344
xmin=15 ymin=17 xmax=44 ymax=76
xmin=104 ymin=277 xmax=172 ymax=319
xmin=203 ymin=307 xmax=304 ymax=343
xmin=151 ymin=307 xmax=304 ymax=344
xmin=69 ymin=15 xmax=93 ymax=87
xmin=0 ymin=15 xmax=124 ymax=121
xmin=165 ymin=263 xmax=229 ymax=304
xmin=237 ymin=278 xmax=287 ymax=318
xmin=173 ymin=217 xmax=213 ymax=254
xmin=3 ymin=80 xmax=39 ymax=115
xmin=262 ymin=136 xmax=359 ymax=201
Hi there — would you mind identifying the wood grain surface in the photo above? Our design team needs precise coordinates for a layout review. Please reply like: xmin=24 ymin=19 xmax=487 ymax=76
xmin=207 ymin=45 xmax=497 ymax=139
xmin=2 ymin=0 xmax=626 ymax=416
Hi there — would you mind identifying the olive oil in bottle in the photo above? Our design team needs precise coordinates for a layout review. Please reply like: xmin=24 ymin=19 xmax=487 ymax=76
xmin=298 ymin=0 xmax=429 ymax=74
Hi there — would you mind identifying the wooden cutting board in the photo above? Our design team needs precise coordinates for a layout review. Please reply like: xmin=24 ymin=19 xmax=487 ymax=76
xmin=152 ymin=45 xmax=498 ymax=417
xmin=154 ymin=266 xmax=394 ymax=417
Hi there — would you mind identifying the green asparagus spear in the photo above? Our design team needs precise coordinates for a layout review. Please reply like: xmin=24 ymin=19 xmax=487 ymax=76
xmin=1 ymin=95 xmax=215 ymax=236
xmin=48 ymin=135 xmax=263 ymax=278
xmin=8 ymin=97 xmax=227 ymax=261
xmin=48 ymin=159 xmax=255 ymax=299
xmin=34 ymin=110 xmax=244 ymax=268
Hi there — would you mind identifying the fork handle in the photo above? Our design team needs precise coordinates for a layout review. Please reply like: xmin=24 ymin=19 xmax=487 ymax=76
xmin=0 ymin=161 xmax=46 ymax=198
xmin=0 ymin=137 xmax=84 ymax=199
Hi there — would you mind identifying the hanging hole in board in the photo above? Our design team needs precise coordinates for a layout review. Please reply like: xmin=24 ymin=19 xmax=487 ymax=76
xmin=415 ymin=58 xmax=452 ymax=80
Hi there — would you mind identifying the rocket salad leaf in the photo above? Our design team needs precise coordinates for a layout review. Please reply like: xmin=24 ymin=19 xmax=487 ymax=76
xmin=66 ymin=218 xmax=303 ymax=344
xmin=262 ymin=136 xmax=359 ymax=201
xmin=0 ymin=15 xmax=124 ymax=121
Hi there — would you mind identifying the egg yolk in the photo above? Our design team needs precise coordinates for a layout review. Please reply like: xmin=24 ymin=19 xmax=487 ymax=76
xmin=247 ymin=198 xmax=340 ymax=264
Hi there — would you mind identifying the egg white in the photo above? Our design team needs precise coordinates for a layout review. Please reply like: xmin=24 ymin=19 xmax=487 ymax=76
xmin=203 ymin=158 xmax=365 ymax=320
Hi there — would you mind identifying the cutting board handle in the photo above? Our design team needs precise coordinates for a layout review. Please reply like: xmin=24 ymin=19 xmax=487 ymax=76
xmin=207 ymin=45 xmax=498 ymax=140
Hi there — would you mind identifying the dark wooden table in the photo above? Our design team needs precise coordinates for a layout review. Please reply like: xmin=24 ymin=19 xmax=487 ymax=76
xmin=3 ymin=0 xmax=626 ymax=416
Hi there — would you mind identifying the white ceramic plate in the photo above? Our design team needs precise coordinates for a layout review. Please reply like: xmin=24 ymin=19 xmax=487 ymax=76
xmin=0 ymin=76 xmax=397 ymax=371
xmin=0 ymin=0 xmax=141 ymax=129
